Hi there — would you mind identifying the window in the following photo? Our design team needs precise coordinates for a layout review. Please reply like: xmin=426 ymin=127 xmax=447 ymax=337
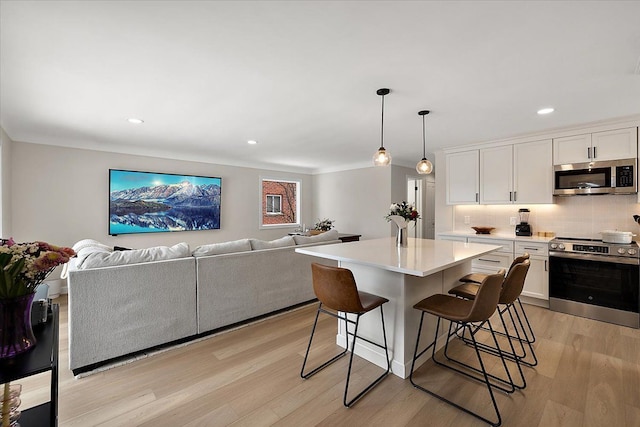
xmin=260 ymin=178 xmax=300 ymax=228
xmin=266 ymin=195 xmax=282 ymax=214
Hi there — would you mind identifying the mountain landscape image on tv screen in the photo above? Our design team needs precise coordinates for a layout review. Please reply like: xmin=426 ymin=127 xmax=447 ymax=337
xmin=109 ymin=169 xmax=221 ymax=235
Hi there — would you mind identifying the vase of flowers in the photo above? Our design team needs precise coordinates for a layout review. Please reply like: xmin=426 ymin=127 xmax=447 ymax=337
xmin=385 ymin=202 xmax=420 ymax=247
xmin=310 ymin=219 xmax=334 ymax=235
xmin=0 ymin=238 xmax=75 ymax=359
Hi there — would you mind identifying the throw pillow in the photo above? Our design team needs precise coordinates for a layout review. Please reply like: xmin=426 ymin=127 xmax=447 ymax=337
xmin=293 ymin=229 xmax=340 ymax=245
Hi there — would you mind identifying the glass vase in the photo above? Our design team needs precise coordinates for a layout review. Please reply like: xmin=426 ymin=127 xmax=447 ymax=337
xmin=0 ymin=293 xmax=37 ymax=359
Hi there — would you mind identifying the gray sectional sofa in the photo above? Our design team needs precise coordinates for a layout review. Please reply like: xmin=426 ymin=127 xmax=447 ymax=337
xmin=66 ymin=231 xmax=340 ymax=374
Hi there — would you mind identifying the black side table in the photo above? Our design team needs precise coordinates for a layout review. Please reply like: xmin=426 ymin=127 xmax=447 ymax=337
xmin=0 ymin=304 xmax=59 ymax=427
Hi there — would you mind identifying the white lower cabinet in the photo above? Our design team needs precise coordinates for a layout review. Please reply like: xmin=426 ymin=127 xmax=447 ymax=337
xmin=469 ymin=237 xmax=514 ymax=275
xmin=436 ymin=234 xmax=550 ymax=303
xmin=437 ymin=235 xmax=468 ymax=242
xmin=515 ymin=241 xmax=548 ymax=300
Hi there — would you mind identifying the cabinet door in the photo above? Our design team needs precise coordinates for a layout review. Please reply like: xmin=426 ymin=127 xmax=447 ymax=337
xmin=553 ymin=133 xmax=592 ymax=164
xmin=521 ymin=256 xmax=548 ymax=300
xmin=480 ymin=145 xmax=513 ymax=204
xmin=471 ymin=252 xmax=513 ymax=273
xmin=446 ymin=150 xmax=479 ymax=205
xmin=591 ymin=127 xmax=638 ymax=161
xmin=513 ymin=139 xmax=553 ymax=204
xmin=437 ymin=235 xmax=467 ymax=242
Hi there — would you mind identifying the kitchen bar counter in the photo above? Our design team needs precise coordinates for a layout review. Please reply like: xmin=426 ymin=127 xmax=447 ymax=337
xmin=437 ymin=231 xmax=554 ymax=243
xmin=296 ymin=237 xmax=501 ymax=378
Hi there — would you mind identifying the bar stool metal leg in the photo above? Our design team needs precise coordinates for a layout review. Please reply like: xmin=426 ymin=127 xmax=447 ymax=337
xmin=301 ymin=302 xmax=391 ymax=407
xmin=343 ymin=305 xmax=390 ymax=407
xmin=410 ymin=312 xmax=503 ymax=427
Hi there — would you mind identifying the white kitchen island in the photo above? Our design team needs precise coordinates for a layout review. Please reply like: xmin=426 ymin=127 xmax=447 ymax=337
xmin=295 ymin=237 xmax=501 ymax=379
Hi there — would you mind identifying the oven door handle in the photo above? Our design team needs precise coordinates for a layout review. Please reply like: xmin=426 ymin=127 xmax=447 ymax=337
xmin=549 ymin=251 xmax=640 ymax=266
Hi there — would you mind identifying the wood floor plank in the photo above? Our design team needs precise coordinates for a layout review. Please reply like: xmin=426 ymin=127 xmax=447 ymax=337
xmin=11 ymin=296 xmax=640 ymax=426
xmin=584 ymin=352 xmax=625 ymax=427
xmin=537 ymin=400 xmax=584 ymax=427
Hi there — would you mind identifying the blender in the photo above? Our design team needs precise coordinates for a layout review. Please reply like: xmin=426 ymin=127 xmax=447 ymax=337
xmin=515 ymin=208 xmax=532 ymax=236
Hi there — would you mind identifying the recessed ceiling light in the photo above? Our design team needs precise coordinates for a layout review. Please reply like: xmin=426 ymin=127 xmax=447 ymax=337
xmin=537 ymin=108 xmax=554 ymax=115
xmin=247 ymin=140 xmax=258 ymax=145
xmin=127 ymin=118 xmax=144 ymax=124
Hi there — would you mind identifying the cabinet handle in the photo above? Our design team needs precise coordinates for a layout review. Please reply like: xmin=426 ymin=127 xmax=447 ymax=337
xmin=478 ymin=258 xmax=501 ymax=263
xmin=513 ymin=191 xmax=517 ymax=201
xmin=509 ymin=191 xmax=512 ymax=201
xmin=476 ymin=192 xmax=479 ymax=202
xmin=593 ymin=146 xmax=597 ymax=159
xmin=523 ymin=247 xmax=540 ymax=251
xmin=587 ymin=147 xmax=591 ymax=159
xmin=544 ymin=259 xmax=548 ymax=271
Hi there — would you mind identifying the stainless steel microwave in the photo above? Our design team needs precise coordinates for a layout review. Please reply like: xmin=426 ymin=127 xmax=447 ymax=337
xmin=553 ymin=158 xmax=637 ymax=196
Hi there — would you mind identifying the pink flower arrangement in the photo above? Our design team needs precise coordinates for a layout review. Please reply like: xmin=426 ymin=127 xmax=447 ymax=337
xmin=0 ymin=238 xmax=75 ymax=298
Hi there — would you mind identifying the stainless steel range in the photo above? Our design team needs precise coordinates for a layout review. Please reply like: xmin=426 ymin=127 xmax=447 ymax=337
xmin=548 ymin=237 xmax=640 ymax=328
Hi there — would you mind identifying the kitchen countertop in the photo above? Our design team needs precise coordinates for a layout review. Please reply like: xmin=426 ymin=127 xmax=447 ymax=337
xmin=437 ymin=231 xmax=554 ymax=243
xmin=295 ymin=237 xmax=501 ymax=277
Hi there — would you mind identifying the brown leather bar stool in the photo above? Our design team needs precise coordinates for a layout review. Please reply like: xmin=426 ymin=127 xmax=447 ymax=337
xmin=449 ymin=260 xmax=532 ymax=391
xmin=410 ymin=272 xmax=506 ymax=427
xmin=300 ymin=263 xmax=391 ymax=407
xmin=452 ymin=256 xmax=537 ymax=368
xmin=458 ymin=253 xmax=537 ymax=348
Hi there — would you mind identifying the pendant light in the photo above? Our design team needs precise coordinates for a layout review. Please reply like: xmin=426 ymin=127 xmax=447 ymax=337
xmin=416 ymin=110 xmax=433 ymax=174
xmin=373 ymin=88 xmax=391 ymax=166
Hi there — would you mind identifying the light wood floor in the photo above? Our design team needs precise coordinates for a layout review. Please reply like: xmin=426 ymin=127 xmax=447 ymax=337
xmin=15 ymin=295 xmax=640 ymax=427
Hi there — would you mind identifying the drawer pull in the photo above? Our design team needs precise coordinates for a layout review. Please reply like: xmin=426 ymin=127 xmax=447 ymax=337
xmin=523 ymin=247 xmax=540 ymax=251
xmin=477 ymin=258 xmax=501 ymax=263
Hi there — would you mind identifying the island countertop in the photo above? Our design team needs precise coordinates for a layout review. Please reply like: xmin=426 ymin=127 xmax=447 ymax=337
xmin=295 ymin=237 xmax=501 ymax=277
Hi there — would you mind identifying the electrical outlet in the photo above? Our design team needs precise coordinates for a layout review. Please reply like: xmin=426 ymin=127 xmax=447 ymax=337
xmin=464 ymin=216 xmax=471 ymax=224
xmin=509 ymin=217 xmax=517 ymax=225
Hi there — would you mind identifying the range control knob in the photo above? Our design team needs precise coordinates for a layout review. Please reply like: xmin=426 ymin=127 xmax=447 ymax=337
xmin=550 ymin=243 xmax=558 ymax=249
xmin=618 ymin=248 xmax=627 ymax=255
xmin=628 ymin=248 xmax=637 ymax=255
xmin=558 ymin=243 xmax=565 ymax=250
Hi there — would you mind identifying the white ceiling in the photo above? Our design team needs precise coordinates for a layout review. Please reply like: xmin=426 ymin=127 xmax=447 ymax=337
xmin=1 ymin=1 xmax=640 ymax=174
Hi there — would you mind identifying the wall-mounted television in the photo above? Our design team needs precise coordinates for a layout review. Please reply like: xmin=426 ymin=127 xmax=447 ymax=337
xmin=109 ymin=169 xmax=221 ymax=235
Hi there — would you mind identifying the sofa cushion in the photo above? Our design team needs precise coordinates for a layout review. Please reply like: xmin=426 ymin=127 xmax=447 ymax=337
xmin=76 ymin=242 xmax=190 ymax=269
xmin=249 ymin=236 xmax=295 ymax=250
xmin=192 ymin=239 xmax=252 ymax=257
xmin=72 ymin=239 xmax=113 ymax=258
xmin=293 ymin=229 xmax=340 ymax=245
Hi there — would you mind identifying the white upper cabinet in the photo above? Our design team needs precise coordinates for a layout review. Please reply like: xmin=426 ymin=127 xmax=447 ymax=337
xmin=480 ymin=146 xmax=513 ymax=204
xmin=446 ymin=150 xmax=479 ymax=205
xmin=553 ymin=127 xmax=638 ymax=164
xmin=513 ymin=139 xmax=553 ymax=204
xmin=479 ymin=139 xmax=553 ymax=204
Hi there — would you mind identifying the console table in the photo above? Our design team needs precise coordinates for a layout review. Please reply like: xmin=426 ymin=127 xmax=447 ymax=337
xmin=0 ymin=304 xmax=59 ymax=427
xmin=288 ymin=232 xmax=361 ymax=242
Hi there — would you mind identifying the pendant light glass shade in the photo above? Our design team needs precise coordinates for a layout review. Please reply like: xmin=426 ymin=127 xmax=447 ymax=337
xmin=416 ymin=110 xmax=432 ymax=174
xmin=373 ymin=88 xmax=391 ymax=166
xmin=416 ymin=158 xmax=433 ymax=174
xmin=373 ymin=147 xmax=392 ymax=166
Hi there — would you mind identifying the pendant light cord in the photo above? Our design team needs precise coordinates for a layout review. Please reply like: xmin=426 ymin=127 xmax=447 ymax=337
xmin=422 ymin=114 xmax=426 ymax=158
xmin=380 ymin=94 xmax=385 ymax=149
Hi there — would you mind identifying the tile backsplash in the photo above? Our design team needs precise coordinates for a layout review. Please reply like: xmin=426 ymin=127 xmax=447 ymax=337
xmin=453 ymin=194 xmax=640 ymax=239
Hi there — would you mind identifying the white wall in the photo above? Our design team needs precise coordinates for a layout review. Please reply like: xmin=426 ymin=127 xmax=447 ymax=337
xmin=0 ymin=128 xmax=12 ymax=237
xmin=312 ymin=166 xmax=391 ymax=239
xmin=310 ymin=164 xmax=419 ymax=240
xmin=10 ymin=141 xmax=313 ymax=251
